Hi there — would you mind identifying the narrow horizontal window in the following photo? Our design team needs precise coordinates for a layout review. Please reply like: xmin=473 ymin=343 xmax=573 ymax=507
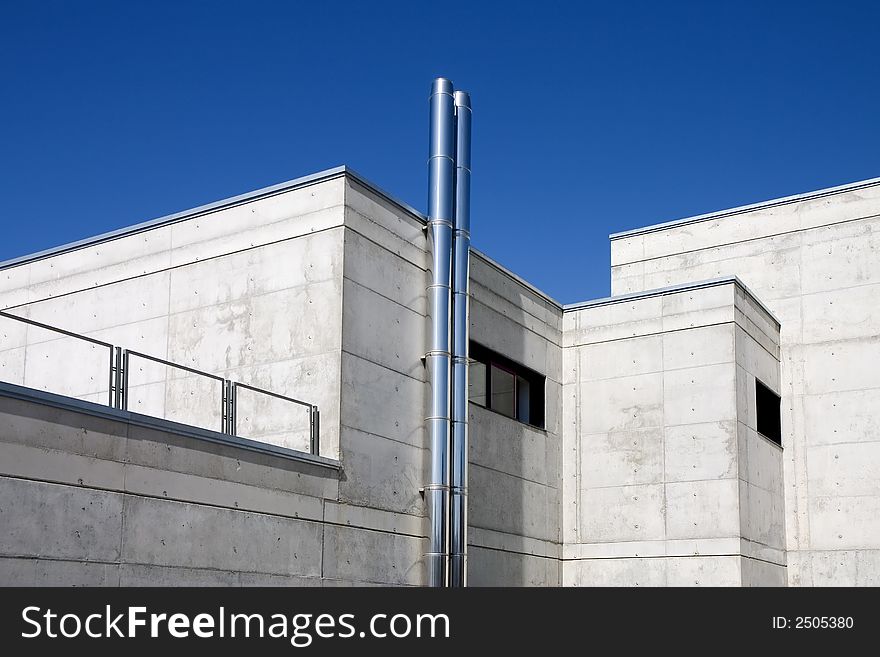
xmin=469 ymin=341 xmax=545 ymax=429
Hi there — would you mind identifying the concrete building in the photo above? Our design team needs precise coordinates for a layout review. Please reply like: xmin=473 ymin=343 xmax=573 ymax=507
xmin=1 ymin=163 xmax=878 ymax=586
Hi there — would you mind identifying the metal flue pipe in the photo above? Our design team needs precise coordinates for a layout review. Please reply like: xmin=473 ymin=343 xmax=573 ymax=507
xmin=425 ymin=77 xmax=456 ymax=588
xmin=450 ymin=90 xmax=471 ymax=588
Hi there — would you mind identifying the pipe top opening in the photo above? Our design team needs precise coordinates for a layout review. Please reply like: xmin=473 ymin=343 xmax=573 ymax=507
xmin=431 ymin=77 xmax=455 ymax=96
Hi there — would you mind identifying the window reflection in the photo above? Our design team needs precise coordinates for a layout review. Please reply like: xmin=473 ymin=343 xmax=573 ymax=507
xmin=469 ymin=361 xmax=487 ymax=407
xmin=490 ymin=364 xmax=516 ymax=418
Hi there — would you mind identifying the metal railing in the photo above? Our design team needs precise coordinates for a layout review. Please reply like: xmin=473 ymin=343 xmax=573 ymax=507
xmin=0 ymin=310 xmax=117 ymax=406
xmin=0 ymin=310 xmax=320 ymax=455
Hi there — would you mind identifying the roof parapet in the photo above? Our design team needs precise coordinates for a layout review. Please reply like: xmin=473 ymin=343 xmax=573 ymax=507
xmin=609 ymin=175 xmax=880 ymax=241
xmin=562 ymin=275 xmax=781 ymax=327
xmin=0 ymin=165 xmax=426 ymax=271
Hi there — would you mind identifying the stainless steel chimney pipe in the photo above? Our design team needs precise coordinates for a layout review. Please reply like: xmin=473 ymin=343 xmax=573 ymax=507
xmin=450 ymin=90 xmax=471 ymax=588
xmin=425 ymin=77 xmax=455 ymax=588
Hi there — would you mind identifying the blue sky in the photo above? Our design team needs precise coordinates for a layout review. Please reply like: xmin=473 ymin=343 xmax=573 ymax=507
xmin=1 ymin=1 xmax=878 ymax=303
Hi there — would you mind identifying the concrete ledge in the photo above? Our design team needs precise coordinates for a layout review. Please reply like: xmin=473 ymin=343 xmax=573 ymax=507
xmin=0 ymin=381 xmax=341 ymax=470
xmin=563 ymin=276 xmax=781 ymax=327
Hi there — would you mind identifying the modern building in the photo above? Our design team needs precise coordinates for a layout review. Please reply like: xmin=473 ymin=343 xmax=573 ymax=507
xmin=1 ymin=88 xmax=879 ymax=586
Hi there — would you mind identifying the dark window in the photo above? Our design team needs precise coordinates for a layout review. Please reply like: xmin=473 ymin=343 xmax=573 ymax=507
xmin=490 ymin=364 xmax=516 ymax=417
xmin=755 ymin=379 xmax=782 ymax=446
xmin=469 ymin=342 xmax=545 ymax=428
xmin=469 ymin=361 xmax=487 ymax=407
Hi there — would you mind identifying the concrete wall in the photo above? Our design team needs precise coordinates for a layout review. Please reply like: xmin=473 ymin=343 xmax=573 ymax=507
xmin=467 ymin=252 xmax=563 ymax=585
xmin=12 ymin=163 xmax=868 ymax=586
xmin=561 ymin=279 xmax=784 ymax=585
xmin=0 ymin=174 xmax=346 ymax=457
xmin=0 ymin=168 xmax=566 ymax=586
xmin=609 ymin=179 xmax=880 ymax=585
xmin=734 ymin=287 xmax=787 ymax=586
xmin=339 ymin=177 xmax=564 ymax=586
xmin=0 ymin=171 xmax=430 ymax=586
xmin=0 ymin=384 xmax=429 ymax=586
xmin=335 ymin=177 xmax=429 ymax=585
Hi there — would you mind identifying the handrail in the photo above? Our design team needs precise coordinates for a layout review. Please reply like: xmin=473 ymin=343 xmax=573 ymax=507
xmin=123 ymin=349 xmax=227 ymax=381
xmin=121 ymin=349 xmax=227 ymax=433
xmin=0 ymin=310 xmax=115 ymax=349
xmin=229 ymin=381 xmax=320 ymax=455
xmin=232 ymin=381 xmax=313 ymax=409
xmin=1 ymin=309 xmax=116 ymax=406
xmin=0 ymin=310 xmax=320 ymax=455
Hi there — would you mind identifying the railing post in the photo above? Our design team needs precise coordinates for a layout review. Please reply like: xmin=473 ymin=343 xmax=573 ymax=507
xmin=109 ymin=347 xmax=118 ymax=408
xmin=111 ymin=347 xmax=127 ymax=410
xmin=222 ymin=380 xmax=236 ymax=436
xmin=121 ymin=349 xmax=129 ymax=411
xmin=229 ymin=381 xmax=236 ymax=436
xmin=221 ymin=380 xmax=228 ymax=434
xmin=310 ymin=405 xmax=320 ymax=455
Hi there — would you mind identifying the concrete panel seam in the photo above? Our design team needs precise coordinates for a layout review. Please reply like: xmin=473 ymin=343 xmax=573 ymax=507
xmin=470 ymin=460 xmax=561 ymax=490
xmin=609 ymin=179 xmax=880 ymax=240
xmin=337 ymin=422 xmax=427 ymax=451
xmin=0 ymin=473 xmax=427 ymax=542
xmin=319 ymin=503 xmax=326 ymax=580
xmin=0 ymin=166 xmax=399 ymax=272
xmin=339 ymin=350 xmax=425 ymax=385
xmin=470 ymin=280 xmax=564 ymax=342
xmin=342 ymin=276 xmax=427 ymax=319
xmin=465 ymin=543 xmax=561 ymax=561
xmin=575 ymin=475 xmax=740 ymax=492
xmin=0 ymin=555 xmax=330 ymax=582
xmin=564 ymin=318 xmax=778 ymax=360
xmin=470 ymin=247 xmax=564 ymax=309
xmin=343 ymin=225 xmax=429 ymax=274
xmin=565 ymin=277 xmax=780 ymax=328
xmin=468 ymin=527 xmax=561 ymax=558
xmin=0 ymin=472 xmax=325 ymax=524
xmin=2 ymin=222 xmax=345 ymax=314
xmin=472 ymin=297 xmax=565 ymax=350
xmin=660 ymin=332 xmax=669 ymax=586
xmin=740 ymin=554 xmax=789 ymax=569
xmin=736 ymin=420 xmax=784 ymax=453
xmin=734 ymin=322 xmax=781 ymax=363
xmin=343 ymin=170 xmax=428 ymax=226
xmin=343 ymin=207 xmax=427 ymax=262
xmin=560 ymin=553 xmax=784 ymax=568
xmin=470 ymin=403 xmax=557 ymax=436
xmin=610 ymin=211 xmax=880 ymax=266
xmin=740 ymin=536 xmax=788 ymax=555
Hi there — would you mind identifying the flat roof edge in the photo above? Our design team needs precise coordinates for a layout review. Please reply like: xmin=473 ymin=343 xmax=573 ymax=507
xmin=343 ymin=167 xmax=427 ymax=223
xmin=563 ymin=276 xmax=781 ymax=327
xmin=470 ymin=247 xmax=563 ymax=309
xmin=609 ymin=175 xmax=880 ymax=241
xmin=0 ymin=165 xmax=427 ymax=271
xmin=0 ymin=162 xmax=569 ymax=313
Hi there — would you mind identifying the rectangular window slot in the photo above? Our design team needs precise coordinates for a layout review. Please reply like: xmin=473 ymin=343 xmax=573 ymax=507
xmin=755 ymin=378 xmax=782 ymax=446
xmin=469 ymin=342 xmax=545 ymax=429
